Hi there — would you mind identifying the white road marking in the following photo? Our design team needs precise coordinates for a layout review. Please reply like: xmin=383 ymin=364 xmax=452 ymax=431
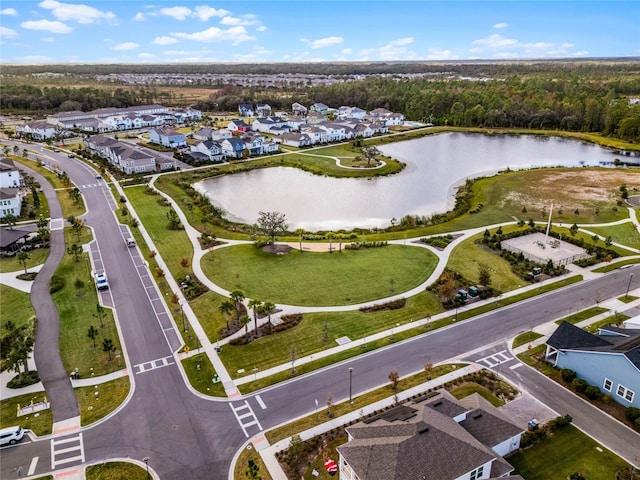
xmin=255 ymin=395 xmax=267 ymax=410
xmin=51 ymin=433 xmax=84 ymax=469
xmin=230 ymin=401 xmax=263 ymax=438
xmin=510 ymin=362 xmax=524 ymax=370
xmin=28 ymin=456 xmax=39 ymax=475
xmin=134 ymin=356 xmax=175 ymax=374
xmin=476 ymin=350 xmax=514 ymax=368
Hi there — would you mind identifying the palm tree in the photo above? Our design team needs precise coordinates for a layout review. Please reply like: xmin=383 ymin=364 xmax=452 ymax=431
xmin=230 ymin=289 xmax=245 ymax=314
xmin=294 ymin=228 xmax=305 ymax=252
xmin=239 ymin=315 xmax=251 ymax=342
xmin=261 ymin=301 xmax=276 ymax=333
xmin=17 ymin=251 xmax=30 ymax=274
xmin=218 ymin=299 xmax=235 ymax=330
xmin=248 ymin=298 xmax=262 ymax=333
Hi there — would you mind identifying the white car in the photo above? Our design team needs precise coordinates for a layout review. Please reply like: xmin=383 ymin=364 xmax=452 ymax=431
xmin=0 ymin=426 xmax=24 ymax=446
xmin=95 ymin=272 xmax=109 ymax=290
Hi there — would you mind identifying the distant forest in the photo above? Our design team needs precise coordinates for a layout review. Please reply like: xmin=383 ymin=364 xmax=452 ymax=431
xmin=1 ymin=60 xmax=639 ymax=142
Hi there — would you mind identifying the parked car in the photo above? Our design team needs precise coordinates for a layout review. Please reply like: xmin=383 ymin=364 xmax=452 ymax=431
xmin=95 ymin=272 xmax=109 ymax=290
xmin=0 ymin=426 xmax=24 ymax=446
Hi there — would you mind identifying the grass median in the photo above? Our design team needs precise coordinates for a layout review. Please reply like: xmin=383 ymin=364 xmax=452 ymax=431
xmin=86 ymin=462 xmax=148 ymax=480
xmin=76 ymin=376 xmax=130 ymax=426
xmin=0 ymin=391 xmax=52 ymax=435
xmin=202 ymin=243 xmax=437 ymax=306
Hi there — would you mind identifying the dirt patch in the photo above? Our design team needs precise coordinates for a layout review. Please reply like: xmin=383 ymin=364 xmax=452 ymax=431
xmin=261 ymin=244 xmax=293 ymax=255
xmin=536 ymin=170 xmax=638 ymax=202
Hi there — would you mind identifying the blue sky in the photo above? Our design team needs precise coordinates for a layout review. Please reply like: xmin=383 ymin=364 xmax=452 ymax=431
xmin=0 ymin=1 xmax=638 ymax=64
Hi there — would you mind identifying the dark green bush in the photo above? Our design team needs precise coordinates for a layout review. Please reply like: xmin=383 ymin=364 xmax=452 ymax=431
xmin=50 ymin=274 xmax=65 ymax=293
xmin=561 ymin=368 xmax=576 ymax=383
xmin=624 ymin=406 xmax=640 ymax=422
xmin=585 ymin=385 xmax=602 ymax=400
xmin=571 ymin=378 xmax=588 ymax=393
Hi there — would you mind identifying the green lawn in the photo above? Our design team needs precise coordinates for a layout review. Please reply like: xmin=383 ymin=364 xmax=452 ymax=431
xmin=555 ymin=306 xmax=609 ymax=325
xmin=181 ymin=354 xmax=225 ymax=397
xmin=587 ymin=222 xmax=640 ymax=250
xmin=446 ymin=230 xmax=529 ymax=292
xmin=223 ymin=290 xmax=443 ymax=377
xmin=0 ymin=284 xmax=35 ymax=329
xmin=86 ymin=462 xmax=148 ymax=480
xmin=202 ymin=244 xmax=437 ymax=306
xmin=76 ymin=376 xmax=130 ymax=426
xmin=592 ymin=258 xmax=640 ymax=272
xmin=53 ymin=227 xmax=123 ymax=377
xmin=449 ymin=384 xmax=504 ymax=407
xmin=188 ymin=290 xmax=229 ymax=344
xmin=508 ymin=425 xmax=630 ymax=480
xmin=0 ymin=391 xmax=52 ymax=435
xmin=0 ymin=248 xmax=49 ymax=273
xmin=512 ymin=331 xmax=544 ymax=349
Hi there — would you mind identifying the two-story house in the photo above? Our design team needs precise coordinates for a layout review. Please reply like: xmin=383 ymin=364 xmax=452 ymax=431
xmin=238 ymin=103 xmax=255 ymax=117
xmin=190 ymin=140 xmax=224 ymax=162
xmin=220 ymin=138 xmax=246 ymax=159
xmin=337 ymin=390 xmax=523 ymax=480
xmin=255 ymin=103 xmax=272 ymax=117
xmin=292 ymin=102 xmax=308 ymax=116
xmin=545 ymin=321 xmax=640 ymax=408
xmin=227 ymin=119 xmax=252 ymax=134
xmin=0 ymin=158 xmax=22 ymax=188
xmin=149 ymin=127 xmax=186 ymax=148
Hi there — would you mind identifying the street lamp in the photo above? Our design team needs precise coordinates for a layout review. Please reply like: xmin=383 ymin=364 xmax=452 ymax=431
xmin=348 ymin=367 xmax=353 ymax=404
xmin=143 ymin=457 xmax=150 ymax=479
xmin=626 ymin=273 xmax=634 ymax=299
xmin=179 ymin=299 xmax=187 ymax=332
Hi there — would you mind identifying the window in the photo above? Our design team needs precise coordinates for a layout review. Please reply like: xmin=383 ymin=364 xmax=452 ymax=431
xmin=616 ymin=384 xmax=635 ymax=403
xmin=470 ymin=465 xmax=484 ymax=480
xmin=603 ymin=378 xmax=613 ymax=392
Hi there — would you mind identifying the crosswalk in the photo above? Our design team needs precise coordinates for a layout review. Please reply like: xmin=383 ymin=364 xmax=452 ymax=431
xmin=134 ymin=355 xmax=175 ymax=374
xmin=230 ymin=399 xmax=264 ymax=438
xmin=476 ymin=349 xmax=523 ymax=370
xmin=50 ymin=433 xmax=84 ymax=470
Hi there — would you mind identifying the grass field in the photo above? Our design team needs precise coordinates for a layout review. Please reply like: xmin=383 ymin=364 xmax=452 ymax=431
xmin=0 ymin=391 xmax=52 ymax=435
xmin=555 ymin=306 xmax=609 ymax=325
xmin=76 ymin=376 xmax=130 ymax=426
xmin=53 ymin=227 xmax=123 ymax=377
xmin=0 ymin=248 xmax=49 ymax=273
xmin=0 ymin=284 xmax=35 ymax=329
xmin=202 ymin=244 xmax=437 ymax=306
xmin=449 ymin=384 xmax=503 ymax=407
xmin=86 ymin=462 xmax=148 ymax=480
xmin=507 ymin=425 xmax=630 ymax=480
xmin=587 ymin=222 xmax=640 ymax=250
xmin=512 ymin=330 xmax=544 ymax=349
xmin=223 ymin=290 xmax=443 ymax=377
xmin=446 ymin=231 xmax=528 ymax=292
xmin=181 ymin=354 xmax=225 ymax=397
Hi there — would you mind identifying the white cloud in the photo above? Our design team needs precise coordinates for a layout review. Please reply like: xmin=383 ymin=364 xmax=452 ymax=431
xmin=21 ymin=19 xmax=72 ymax=34
xmin=0 ymin=8 xmax=18 ymax=15
xmin=341 ymin=48 xmax=352 ymax=55
xmin=310 ymin=36 xmax=343 ymax=48
xmin=22 ymin=55 xmax=54 ymax=63
xmin=220 ymin=14 xmax=259 ymax=26
xmin=39 ymin=0 xmax=116 ymax=25
xmin=138 ymin=52 xmax=157 ymax=60
xmin=173 ymin=26 xmax=254 ymax=43
xmin=256 ymin=25 xmax=267 ymax=32
xmin=379 ymin=37 xmax=414 ymax=60
xmin=574 ymin=50 xmax=589 ymax=56
xmin=0 ymin=26 xmax=18 ymax=37
xmin=42 ymin=36 xmax=55 ymax=42
xmin=153 ymin=36 xmax=178 ymax=45
xmin=232 ymin=46 xmax=272 ymax=62
xmin=134 ymin=12 xmax=144 ymax=21
xmin=112 ymin=42 xmax=139 ymax=50
xmin=194 ymin=6 xmax=229 ymax=21
xmin=471 ymin=33 xmax=578 ymax=58
xmin=493 ymin=22 xmax=508 ymax=29
xmin=427 ymin=47 xmax=456 ymax=60
xmin=160 ymin=6 xmax=191 ymax=21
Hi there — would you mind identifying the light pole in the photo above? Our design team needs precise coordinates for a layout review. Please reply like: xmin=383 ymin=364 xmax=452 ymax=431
xmin=626 ymin=273 xmax=634 ymax=299
xmin=348 ymin=367 xmax=353 ymax=404
xmin=143 ymin=457 xmax=150 ymax=479
xmin=179 ymin=299 xmax=187 ymax=332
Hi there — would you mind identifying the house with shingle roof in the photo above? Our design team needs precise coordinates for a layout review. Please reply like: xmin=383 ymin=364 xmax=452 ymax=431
xmin=15 ymin=120 xmax=58 ymax=140
xmin=0 ymin=158 xmax=22 ymax=189
xmin=149 ymin=127 xmax=186 ymax=148
xmin=292 ymin=102 xmax=308 ymax=116
xmin=545 ymin=321 xmax=640 ymax=407
xmin=337 ymin=390 xmax=523 ymax=480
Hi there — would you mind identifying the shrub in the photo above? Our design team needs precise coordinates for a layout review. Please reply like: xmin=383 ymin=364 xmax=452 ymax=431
xmin=548 ymin=414 xmax=572 ymax=432
xmin=561 ymin=368 xmax=576 ymax=383
xmin=50 ymin=274 xmax=65 ymax=293
xmin=624 ymin=406 xmax=640 ymax=423
xmin=585 ymin=385 xmax=602 ymax=400
xmin=571 ymin=378 xmax=588 ymax=393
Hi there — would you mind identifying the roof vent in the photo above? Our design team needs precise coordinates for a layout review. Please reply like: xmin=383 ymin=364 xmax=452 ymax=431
xmin=473 ymin=413 xmax=483 ymax=419
xmin=418 ymin=426 xmax=429 ymax=434
xmin=432 ymin=401 xmax=443 ymax=407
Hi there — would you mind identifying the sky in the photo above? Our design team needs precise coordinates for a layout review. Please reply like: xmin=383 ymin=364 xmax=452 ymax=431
xmin=0 ymin=1 xmax=638 ymax=64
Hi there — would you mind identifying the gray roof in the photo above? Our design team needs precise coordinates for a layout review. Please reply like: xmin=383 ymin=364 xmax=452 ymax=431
xmin=0 ymin=226 xmax=35 ymax=248
xmin=458 ymin=394 xmax=523 ymax=448
xmin=338 ymin=390 xmax=518 ymax=480
xmin=548 ymin=321 xmax=640 ymax=370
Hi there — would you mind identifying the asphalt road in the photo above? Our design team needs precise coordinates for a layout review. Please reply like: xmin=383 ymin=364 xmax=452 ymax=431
xmin=1 ymin=143 xmax=639 ymax=478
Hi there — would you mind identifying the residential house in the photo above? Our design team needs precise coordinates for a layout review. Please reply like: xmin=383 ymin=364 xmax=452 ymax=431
xmin=156 ymin=157 xmax=178 ymax=171
xmin=309 ymin=102 xmax=331 ymax=115
xmin=352 ymin=123 xmax=374 ymax=138
xmin=0 ymin=158 xmax=22 ymax=188
xmin=194 ymin=128 xmax=214 ymax=141
xmin=286 ymin=115 xmax=307 ymax=131
xmin=15 ymin=120 xmax=58 ymax=140
xmin=291 ymin=102 xmax=308 ymax=116
xmin=306 ymin=111 xmax=326 ymax=125
xmin=301 ymin=126 xmax=328 ymax=144
xmin=318 ymin=122 xmax=347 ymax=142
xmin=172 ymin=107 xmax=202 ymax=123
xmin=0 ymin=188 xmax=23 ymax=219
xmin=281 ymin=133 xmax=311 ymax=148
xmin=386 ymin=113 xmax=405 ymax=126
xmin=0 ymin=226 xmax=33 ymax=255
xmin=84 ymin=135 xmax=157 ymax=174
xmin=545 ymin=321 xmax=640 ymax=408
xmin=252 ymin=117 xmax=290 ymax=135
xmin=238 ymin=103 xmax=255 ymax=117
xmin=227 ymin=119 xmax=252 ymax=134
xmin=255 ymin=103 xmax=272 ymax=117
xmin=220 ymin=138 xmax=245 ymax=159
xmin=261 ymin=139 xmax=279 ymax=154
xmin=337 ymin=106 xmax=367 ymax=120
xmin=149 ymin=127 xmax=186 ymax=148
xmin=240 ymin=133 xmax=264 ymax=156
xmin=190 ymin=140 xmax=224 ymax=162
xmin=337 ymin=390 xmax=523 ymax=480
xmin=211 ymin=128 xmax=233 ymax=141
xmin=369 ymin=107 xmax=393 ymax=118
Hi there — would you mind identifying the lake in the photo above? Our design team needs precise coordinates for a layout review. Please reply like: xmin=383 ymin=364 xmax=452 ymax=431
xmin=193 ymin=133 xmax=622 ymax=231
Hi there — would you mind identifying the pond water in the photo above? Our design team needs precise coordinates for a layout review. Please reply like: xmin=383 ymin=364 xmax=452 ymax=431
xmin=193 ymin=133 xmax=623 ymax=231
